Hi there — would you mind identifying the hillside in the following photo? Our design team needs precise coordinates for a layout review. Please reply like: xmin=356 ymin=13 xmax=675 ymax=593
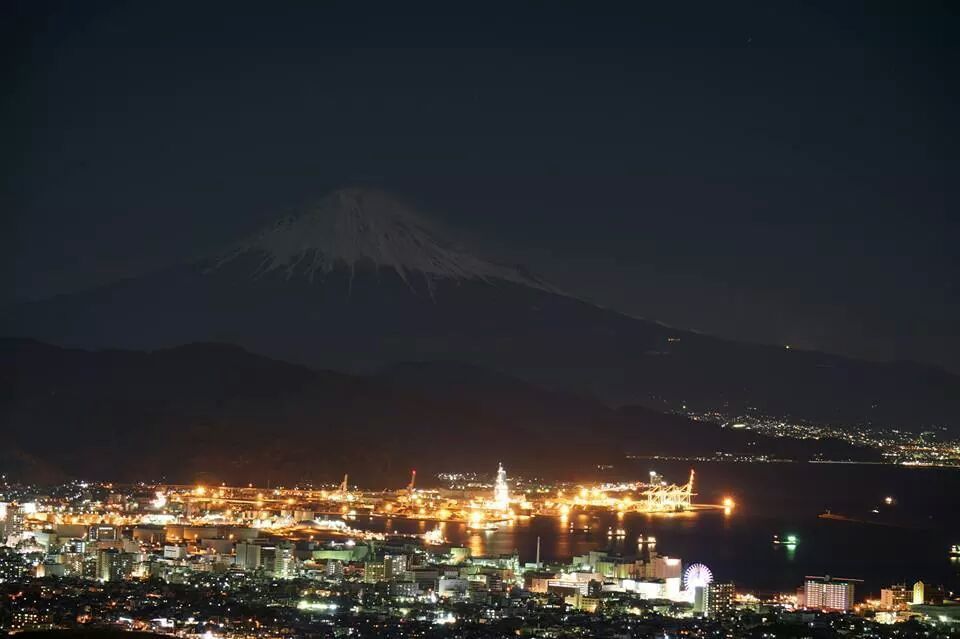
xmin=1 ymin=339 xmax=880 ymax=485
xmin=3 ymin=188 xmax=958 ymax=433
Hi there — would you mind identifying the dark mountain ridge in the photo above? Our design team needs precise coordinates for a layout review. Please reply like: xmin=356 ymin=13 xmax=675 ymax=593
xmin=3 ymin=189 xmax=957 ymax=432
xmin=1 ymin=339 xmax=878 ymax=485
xmin=5 ymin=260 xmax=957 ymax=432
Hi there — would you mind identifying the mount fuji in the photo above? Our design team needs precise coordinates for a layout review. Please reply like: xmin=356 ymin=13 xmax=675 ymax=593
xmin=211 ymin=187 xmax=552 ymax=294
xmin=4 ymin=187 xmax=958 ymax=430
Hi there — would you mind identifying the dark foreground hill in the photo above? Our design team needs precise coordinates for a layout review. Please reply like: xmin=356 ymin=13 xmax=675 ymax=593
xmin=1 ymin=339 xmax=878 ymax=485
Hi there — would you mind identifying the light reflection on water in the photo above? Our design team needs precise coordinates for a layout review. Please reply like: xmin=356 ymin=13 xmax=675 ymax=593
xmin=360 ymin=510 xmax=707 ymax=563
xmin=356 ymin=508 xmax=957 ymax=594
xmin=352 ymin=463 xmax=960 ymax=594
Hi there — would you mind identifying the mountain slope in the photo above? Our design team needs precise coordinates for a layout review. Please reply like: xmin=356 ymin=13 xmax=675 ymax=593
xmin=0 ymin=340 xmax=877 ymax=484
xmin=3 ymin=188 xmax=957 ymax=431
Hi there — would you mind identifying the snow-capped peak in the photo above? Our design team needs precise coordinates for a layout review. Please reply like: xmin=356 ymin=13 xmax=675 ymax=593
xmin=210 ymin=187 xmax=553 ymax=291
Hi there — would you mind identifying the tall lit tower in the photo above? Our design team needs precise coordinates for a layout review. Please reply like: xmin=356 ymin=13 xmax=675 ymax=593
xmin=407 ymin=469 xmax=417 ymax=497
xmin=493 ymin=463 xmax=510 ymax=510
xmin=913 ymin=581 xmax=925 ymax=605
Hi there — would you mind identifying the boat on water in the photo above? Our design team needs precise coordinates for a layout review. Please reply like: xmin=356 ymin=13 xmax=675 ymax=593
xmin=467 ymin=521 xmax=499 ymax=532
xmin=772 ymin=534 xmax=799 ymax=546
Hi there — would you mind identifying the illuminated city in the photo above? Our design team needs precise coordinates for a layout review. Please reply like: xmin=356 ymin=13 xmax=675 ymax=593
xmin=1 ymin=465 xmax=958 ymax=637
xmin=681 ymin=411 xmax=960 ymax=468
xmin=4 ymin=1 xmax=960 ymax=638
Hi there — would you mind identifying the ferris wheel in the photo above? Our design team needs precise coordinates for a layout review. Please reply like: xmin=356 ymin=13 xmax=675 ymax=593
xmin=683 ymin=563 xmax=714 ymax=590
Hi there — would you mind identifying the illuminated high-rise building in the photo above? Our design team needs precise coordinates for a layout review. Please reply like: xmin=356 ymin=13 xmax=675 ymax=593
xmin=364 ymin=561 xmax=386 ymax=583
xmin=493 ymin=463 xmax=510 ymax=510
xmin=236 ymin=542 xmax=262 ymax=571
xmin=384 ymin=554 xmax=407 ymax=580
xmin=58 ymin=553 xmax=85 ymax=577
xmin=273 ymin=542 xmax=296 ymax=578
xmin=804 ymin=576 xmax=860 ymax=612
xmin=325 ymin=559 xmax=343 ymax=579
xmin=0 ymin=503 xmax=25 ymax=541
xmin=704 ymin=582 xmax=735 ymax=617
xmin=0 ymin=548 xmax=28 ymax=582
xmin=913 ymin=581 xmax=925 ymax=605
xmin=96 ymin=549 xmax=133 ymax=582
xmin=880 ymin=584 xmax=908 ymax=610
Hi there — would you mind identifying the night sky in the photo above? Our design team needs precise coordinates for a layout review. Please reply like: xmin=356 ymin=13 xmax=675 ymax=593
xmin=3 ymin=1 xmax=958 ymax=371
